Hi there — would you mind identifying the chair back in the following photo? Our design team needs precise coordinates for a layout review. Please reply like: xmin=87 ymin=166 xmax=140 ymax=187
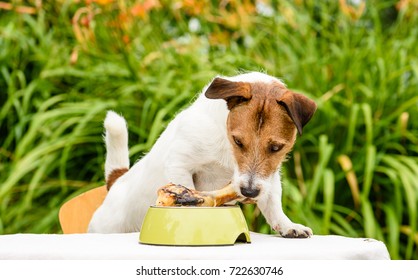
xmin=59 ymin=186 xmax=107 ymax=233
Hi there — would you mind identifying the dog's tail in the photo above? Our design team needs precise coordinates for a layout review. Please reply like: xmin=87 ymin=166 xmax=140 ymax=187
xmin=104 ymin=111 xmax=129 ymax=190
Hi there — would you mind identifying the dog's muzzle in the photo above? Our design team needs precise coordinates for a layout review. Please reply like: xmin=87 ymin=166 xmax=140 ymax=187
xmin=235 ymin=172 xmax=263 ymax=199
xmin=239 ymin=186 xmax=260 ymax=198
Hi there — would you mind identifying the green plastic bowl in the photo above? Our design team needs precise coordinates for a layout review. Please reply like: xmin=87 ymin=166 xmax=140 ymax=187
xmin=139 ymin=206 xmax=251 ymax=246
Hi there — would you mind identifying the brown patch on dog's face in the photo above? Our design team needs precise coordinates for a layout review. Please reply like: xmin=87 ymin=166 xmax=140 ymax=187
xmin=205 ymin=78 xmax=316 ymax=199
xmin=227 ymin=83 xmax=297 ymax=195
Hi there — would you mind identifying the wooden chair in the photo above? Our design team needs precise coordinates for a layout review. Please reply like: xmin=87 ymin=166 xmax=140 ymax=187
xmin=59 ymin=186 xmax=107 ymax=234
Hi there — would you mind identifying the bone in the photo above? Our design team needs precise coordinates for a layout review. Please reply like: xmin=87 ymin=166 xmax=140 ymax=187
xmin=156 ymin=183 xmax=241 ymax=207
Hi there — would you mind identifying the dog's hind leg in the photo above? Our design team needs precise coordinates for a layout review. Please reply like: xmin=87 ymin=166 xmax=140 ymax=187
xmin=104 ymin=111 xmax=130 ymax=190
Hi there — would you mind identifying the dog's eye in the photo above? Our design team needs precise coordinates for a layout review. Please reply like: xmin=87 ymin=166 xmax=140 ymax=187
xmin=233 ymin=136 xmax=244 ymax=148
xmin=269 ymin=143 xmax=284 ymax=153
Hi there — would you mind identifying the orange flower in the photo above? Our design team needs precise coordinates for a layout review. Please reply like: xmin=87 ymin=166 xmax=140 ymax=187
xmin=182 ymin=0 xmax=207 ymax=16
xmin=131 ymin=0 xmax=161 ymax=19
xmin=396 ymin=0 xmax=418 ymax=19
xmin=91 ymin=0 xmax=114 ymax=5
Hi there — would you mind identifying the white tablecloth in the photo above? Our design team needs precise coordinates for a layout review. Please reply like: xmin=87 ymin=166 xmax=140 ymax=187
xmin=0 ymin=232 xmax=390 ymax=260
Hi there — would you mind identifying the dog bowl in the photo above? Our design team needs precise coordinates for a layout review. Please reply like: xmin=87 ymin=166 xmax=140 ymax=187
xmin=139 ymin=206 xmax=251 ymax=246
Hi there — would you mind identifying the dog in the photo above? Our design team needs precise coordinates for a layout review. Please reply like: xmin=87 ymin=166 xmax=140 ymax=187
xmin=88 ymin=72 xmax=317 ymax=238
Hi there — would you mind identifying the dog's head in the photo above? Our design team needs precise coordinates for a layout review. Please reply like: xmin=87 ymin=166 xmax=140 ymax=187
xmin=205 ymin=73 xmax=316 ymax=200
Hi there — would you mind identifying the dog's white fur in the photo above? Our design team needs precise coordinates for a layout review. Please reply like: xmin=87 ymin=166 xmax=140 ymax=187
xmin=88 ymin=72 xmax=312 ymax=237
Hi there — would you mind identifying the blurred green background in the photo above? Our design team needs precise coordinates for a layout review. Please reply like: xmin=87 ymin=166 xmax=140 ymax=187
xmin=0 ymin=0 xmax=417 ymax=259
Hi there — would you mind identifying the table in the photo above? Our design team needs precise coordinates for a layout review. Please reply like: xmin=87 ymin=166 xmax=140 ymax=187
xmin=0 ymin=232 xmax=390 ymax=260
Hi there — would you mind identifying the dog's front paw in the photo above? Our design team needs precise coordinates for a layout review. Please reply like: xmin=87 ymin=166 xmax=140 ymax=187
xmin=274 ymin=223 xmax=313 ymax=238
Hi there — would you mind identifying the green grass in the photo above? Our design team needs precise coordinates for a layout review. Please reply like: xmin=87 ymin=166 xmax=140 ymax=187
xmin=1 ymin=0 xmax=417 ymax=259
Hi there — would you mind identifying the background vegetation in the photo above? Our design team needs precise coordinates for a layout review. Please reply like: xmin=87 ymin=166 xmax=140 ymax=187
xmin=1 ymin=0 xmax=417 ymax=259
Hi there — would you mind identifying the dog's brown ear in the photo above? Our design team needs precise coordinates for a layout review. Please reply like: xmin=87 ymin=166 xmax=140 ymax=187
xmin=205 ymin=77 xmax=251 ymax=110
xmin=277 ymin=91 xmax=317 ymax=135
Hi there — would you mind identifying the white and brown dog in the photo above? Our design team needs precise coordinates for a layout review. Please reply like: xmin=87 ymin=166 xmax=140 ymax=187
xmin=88 ymin=72 xmax=317 ymax=238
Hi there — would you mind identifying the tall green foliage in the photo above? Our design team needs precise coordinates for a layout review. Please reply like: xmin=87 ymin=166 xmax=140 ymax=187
xmin=0 ymin=0 xmax=417 ymax=259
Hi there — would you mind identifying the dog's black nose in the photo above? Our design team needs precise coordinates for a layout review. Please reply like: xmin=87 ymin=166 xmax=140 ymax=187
xmin=240 ymin=187 xmax=260 ymax=198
